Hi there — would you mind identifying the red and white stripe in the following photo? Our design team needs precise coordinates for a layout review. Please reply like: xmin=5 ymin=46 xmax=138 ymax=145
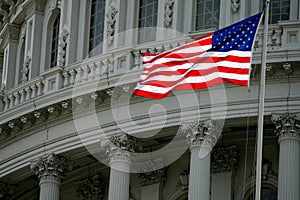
xmin=133 ymin=33 xmax=252 ymax=99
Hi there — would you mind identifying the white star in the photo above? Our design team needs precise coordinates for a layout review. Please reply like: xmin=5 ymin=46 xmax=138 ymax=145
xmin=246 ymin=45 xmax=249 ymax=48
xmin=222 ymin=46 xmax=224 ymax=48
xmin=232 ymin=38 xmax=234 ymax=41
xmin=250 ymin=31 xmax=253 ymax=33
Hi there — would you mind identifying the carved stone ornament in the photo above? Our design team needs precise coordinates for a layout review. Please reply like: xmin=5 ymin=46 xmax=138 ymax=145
xmin=57 ymin=25 xmax=69 ymax=67
xmin=101 ymin=134 xmax=138 ymax=164
xmin=31 ymin=153 xmax=71 ymax=183
xmin=178 ymin=169 xmax=189 ymax=190
xmin=0 ymin=2 xmax=9 ymax=22
xmin=22 ymin=55 xmax=31 ymax=83
xmin=164 ymin=0 xmax=175 ymax=27
xmin=183 ymin=120 xmax=221 ymax=151
xmin=138 ymin=168 xmax=167 ymax=186
xmin=282 ymin=62 xmax=294 ymax=75
xmin=77 ymin=174 xmax=105 ymax=200
xmin=0 ymin=181 xmax=9 ymax=199
xmin=50 ymin=0 xmax=61 ymax=11
xmin=231 ymin=0 xmax=240 ymax=13
xmin=211 ymin=145 xmax=239 ymax=174
xmin=20 ymin=23 xmax=26 ymax=39
xmin=271 ymin=113 xmax=300 ymax=140
xmin=106 ymin=5 xmax=118 ymax=45
xmin=5 ymin=24 xmax=20 ymax=41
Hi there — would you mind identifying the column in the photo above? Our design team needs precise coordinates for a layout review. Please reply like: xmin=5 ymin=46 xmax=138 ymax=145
xmin=1 ymin=24 xmax=20 ymax=89
xmin=272 ymin=113 xmax=300 ymax=200
xmin=139 ymin=169 xmax=167 ymax=200
xmin=102 ymin=134 xmax=137 ymax=200
xmin=31 ymin=153 xmax=71 ymax=200
xmin=183 ymin=120 xmax=221 ymax=200
xmin=28 ymin=2 xmax=44 ymax=79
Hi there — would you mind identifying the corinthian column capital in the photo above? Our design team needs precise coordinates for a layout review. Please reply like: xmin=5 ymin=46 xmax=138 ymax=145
xmin=31 ymin=153 xmax=71 ymax=183
xmin=183 ymin=120 xmax=221 ymax=152
xmin=271 ymin=113 xmax=300 ymax=141
xmin=102 ymin=134 xmax=138 ymax=165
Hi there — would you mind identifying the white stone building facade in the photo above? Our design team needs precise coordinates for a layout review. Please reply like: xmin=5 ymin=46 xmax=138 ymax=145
xmin=0 ymin=0 xmax=299 ymax=199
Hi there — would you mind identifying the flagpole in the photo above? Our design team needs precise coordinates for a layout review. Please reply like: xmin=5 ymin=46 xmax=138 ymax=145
xmin=255 ymin=1 xmax=270 ymax=200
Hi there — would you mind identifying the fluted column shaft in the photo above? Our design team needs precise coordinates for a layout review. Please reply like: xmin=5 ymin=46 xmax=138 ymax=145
xmin=39 ymin=176 xmax=60 ymax=200
xmin=189 ymin=146 xmax=211 ymax=200
xmin=108 ymin=161 xmax=131 ymax=200
xmin=272 ymin=113 xmax=300 ymax=200
xmin=184 ymin=120 xmax=221 ymax=200
xmin=103 ymin=134 xmax=137 ymax=200
xmin=278 ymin=136 xmax=300 ymax=200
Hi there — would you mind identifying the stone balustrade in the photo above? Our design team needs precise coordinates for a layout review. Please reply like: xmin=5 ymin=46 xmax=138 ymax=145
xmin=0 ymin=22 xmax=299 ymax=113
xmin=1 ymin=77 xmax=44 ymax=111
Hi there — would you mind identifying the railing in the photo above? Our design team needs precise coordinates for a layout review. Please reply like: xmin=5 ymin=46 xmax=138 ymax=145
xmin=1 ymin=21 xmax=300 ymax=113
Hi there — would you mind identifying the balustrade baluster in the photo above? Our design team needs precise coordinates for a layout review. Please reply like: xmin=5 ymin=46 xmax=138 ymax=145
xmin=133 ymin=51 xmax=141 ymax=70
xmin=75 ymin=68 xmax=83 ymax=84
xmin=89 ymin=63 xmax=96 ymax=80
xmin=62 ymin=71 xmax=70 ymax=87
xmin=8 ymin=95 xmax=15 ymax=109
xmin=82 ymin=66 xmax=89 ymax=82
xmin=14 ymin=92 xmax=20 ymax=106
xmin=94 ymin=62 xmax=101 ymax=79
xmin=20 ymin=89 xmax=26 ymax=104
xmin=25 ymin=87 xmax=31 ymax=101
xmin=3 ymin=96 xmax=9 ymax=111
xmin=31 ymin=84 xmax=37 ymax=98
xmin=69 ymin=69 xmax=76 ymax=85
xmin=37 ymin=82 xmax=43 ymax=96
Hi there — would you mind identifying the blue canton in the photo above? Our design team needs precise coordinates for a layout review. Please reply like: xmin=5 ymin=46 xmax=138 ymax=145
xmin=210 ymin=13 xmax=262 ymax=52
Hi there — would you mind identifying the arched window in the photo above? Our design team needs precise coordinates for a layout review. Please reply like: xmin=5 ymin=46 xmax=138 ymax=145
xmin=50 ymin=14 xmax=60 ymax=68
xmin=138 ymin=0 xmax=158 ymax=43
xmin=195 ymin=0 xmax=220 ymax=31
xmin=89 ymin=0 xmax=106 ymax=56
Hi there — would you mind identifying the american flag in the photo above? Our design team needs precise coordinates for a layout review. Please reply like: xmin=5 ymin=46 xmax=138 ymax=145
xmin=133 ymin=13 xmax=263 ymax=99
